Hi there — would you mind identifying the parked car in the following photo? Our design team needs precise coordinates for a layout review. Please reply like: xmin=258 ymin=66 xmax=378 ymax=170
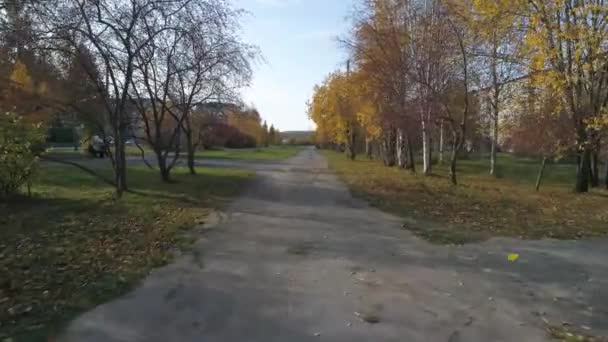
xmin=88 ymin=135 xmax=109 ymax=158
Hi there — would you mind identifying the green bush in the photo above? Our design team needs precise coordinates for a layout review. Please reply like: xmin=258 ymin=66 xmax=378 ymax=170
xmin=0 ymin=112 xmax=45 ymax=198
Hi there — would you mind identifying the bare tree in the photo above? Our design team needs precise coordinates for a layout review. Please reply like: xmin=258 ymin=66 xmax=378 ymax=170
xmin=471 ymin=7 xmax=523 ymax=176
xmin=36 ymin=0 xmax=192 ymax=196
xmin=483 ymin=43 xmax=520 ymax=177
xmin=434 ymin=3 xmax=474 ymax=185
xmin=129 ymin=10 xmax=189 ymax=183
xmin=405 ymin=0 xmax=446 ymax=175
xmin=170 ymin=1 xmax=254 ymax=175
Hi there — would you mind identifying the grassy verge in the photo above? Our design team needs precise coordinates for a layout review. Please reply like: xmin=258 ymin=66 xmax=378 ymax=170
xmin=0 ymin=164 xmax=253 ymax=340
xmin=51 ymin=145 xmax=302 ymax=162
xmin=323 ymin=150 xmax=608 ymax=244
xmin=194 ymin=146 xmax=302 ymax=161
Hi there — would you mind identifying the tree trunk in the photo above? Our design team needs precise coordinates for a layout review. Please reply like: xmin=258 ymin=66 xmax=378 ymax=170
xmin=160 ymin=167 xmax=171 ymax=183
xmin=574 ymin=125 xmax=591 ymax=193
xmin=406 ymin=134 xmax=416 ymax=173
xmin=187 ymin=148 xmax=196 ymax=175
xmin=575 ymin=148 xmax=591 ymax=193
xmin=113 ymin=132 xmax=127 ymax=198
xmin=449 ymin=139 xmax=458 ymax=185
xmin=535 ymin=157 xmax=547 ymax=191
xmin=396 ymin=128 xmax=407 ymax=168
xmin=489 ymin=47 xmax=500 ymax=177
xmin=490 ymin=113 xmax=498 ymax=176
xmin=438 ymin=120 xmax=444 ymax=165
xmin=590 ymin=151 xmax=599 ymax=187
xmin=156 ymin=150 xmax=171 ymax=183
xmin=382 ymin=128 xmax=396 ymax=167
xmin=421 ymin=118 xmax=431 ymax=175
xmin=605 ymin=158 xmax=608 ymax=189
xmin=185 ymin=129 xmax=196 ymax=175
xmin=365 ymin=138 xmax=373 ymax=160
xmin=345 ymin=127 xmax=356 ymax=161
xmin=429 ymin=136 xmax=433 ymax=166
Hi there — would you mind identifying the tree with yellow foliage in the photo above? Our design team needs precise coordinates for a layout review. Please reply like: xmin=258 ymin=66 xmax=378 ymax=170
xmin=351 ymin=71 xmax=382 ymax=159
xmin=309 ymin=65 xmax=384 ymax=161
xmin=9 ymin=60 xmax=33 ymax=91
xmin=512 ymin=0 xmax=608 ymax=192
xmin=313 ymin=0 xmax=608 ymax=191
xmin=308 ymin=83 xmax=333 ymax=148
xmin=227 ymin=106 xmax=267 ymax=147
xmin=1 ymin=60 xmax=60 ymax=124
xmin=308 ymin=70 xmax=360 ymax=160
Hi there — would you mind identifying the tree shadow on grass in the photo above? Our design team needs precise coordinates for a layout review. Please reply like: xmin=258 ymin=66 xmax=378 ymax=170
xmin=3 ymin=163 xmax=253 ymax=239
xmin=124 ymin=167 xmax=252 ymax=208
xmin=1 ymin=196 xmax=110 ymax=236
xmin=38 ymin=162 xmax=250 ymax=201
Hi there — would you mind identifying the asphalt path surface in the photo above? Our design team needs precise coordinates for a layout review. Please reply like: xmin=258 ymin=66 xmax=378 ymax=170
xmin=61 ymin=148 xmax=608 ymax=341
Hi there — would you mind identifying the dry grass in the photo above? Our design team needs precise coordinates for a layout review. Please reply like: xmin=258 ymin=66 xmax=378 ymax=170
xmin=323 ymin=150 xmax=608 ymax=244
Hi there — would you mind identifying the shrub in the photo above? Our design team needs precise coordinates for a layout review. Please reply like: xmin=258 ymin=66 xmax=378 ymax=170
xmin=0 ymin=112 xmax=45 ymax=198
xmin=202 ymin=123 xmax=258 ymax=148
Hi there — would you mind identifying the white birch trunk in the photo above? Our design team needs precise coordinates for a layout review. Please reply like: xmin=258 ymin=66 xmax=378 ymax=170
xmin=397 ymin=128 xmax=407 ymax=168
xmin=438 ymin=120 xmax=444 ymax=165
xmin=421 ymin=117 xmax=431 ymax=174
xmin=490 ymin=113 xmax=498 ymax=176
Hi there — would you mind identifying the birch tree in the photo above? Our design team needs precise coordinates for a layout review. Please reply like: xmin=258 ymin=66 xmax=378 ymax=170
xmin=520 ymin=0 xmax=608 ymax=192
xmin=170 ymin=1 xmax=253 ymax=175
xmin=470 ymin=0 xmax=522 ymax=176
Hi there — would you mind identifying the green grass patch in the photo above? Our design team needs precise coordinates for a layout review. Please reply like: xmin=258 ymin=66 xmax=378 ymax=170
xmin=194 ymin=146 xmax=301 ymax=161
xmin=452 ymin=153 xmax=576 ymax=186
xmin=54 ymin=145 xmax=302 ymax=162
xmin=323 ymin=150 xmax=608 ymax=244
xmin=0 ymin=164 xmax=253 ymax=340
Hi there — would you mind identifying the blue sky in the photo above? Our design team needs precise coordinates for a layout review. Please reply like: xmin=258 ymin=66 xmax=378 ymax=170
xmin=235 ymin=0 xmax=352 ymax=131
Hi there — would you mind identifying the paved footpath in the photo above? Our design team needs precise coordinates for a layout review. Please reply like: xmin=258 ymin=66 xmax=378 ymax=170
xmin=63 ymin=148 xmax=608 ymax=342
